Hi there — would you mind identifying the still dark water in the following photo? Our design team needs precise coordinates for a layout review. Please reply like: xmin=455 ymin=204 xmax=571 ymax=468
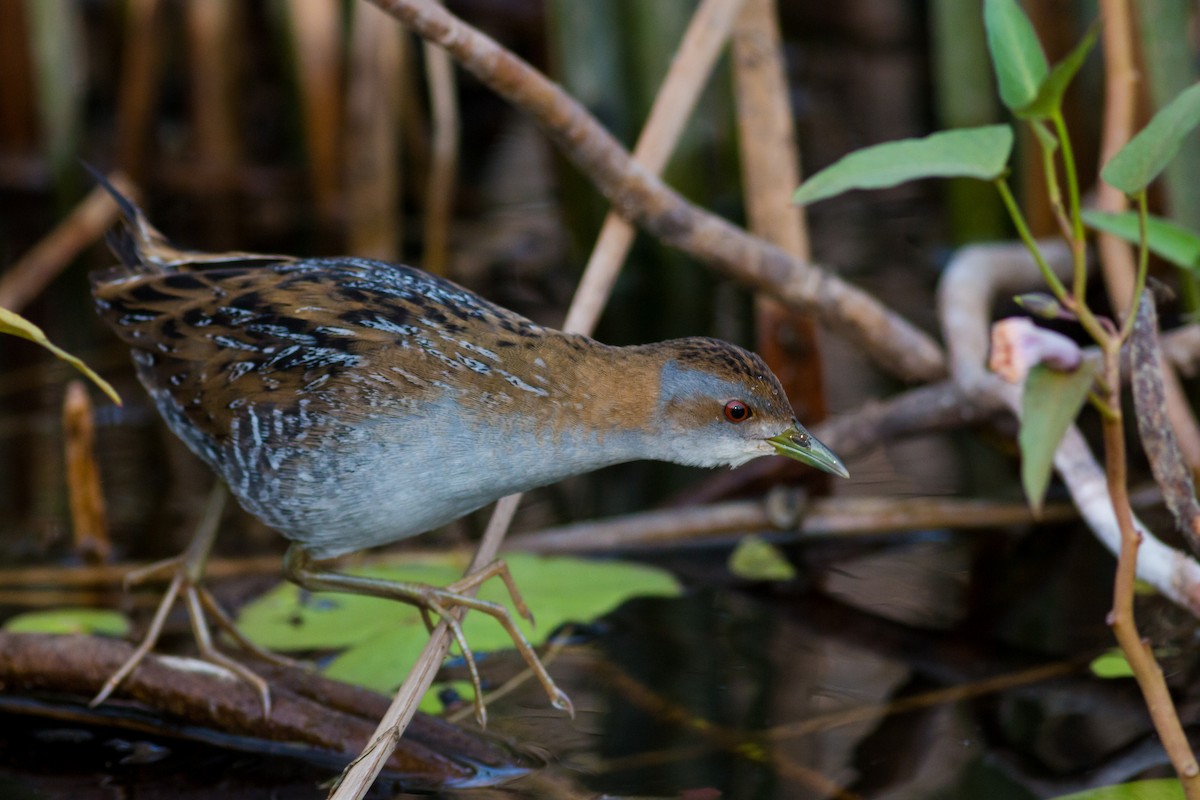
xmin=1 ymin=525 xmax=1190 ymax=799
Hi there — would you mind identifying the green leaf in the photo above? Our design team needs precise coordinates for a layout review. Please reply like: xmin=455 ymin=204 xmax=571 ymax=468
xmin=0 ymin=307 xmax=121 ymax=405
xmin=728 ymin=535 xmax=796 ymax=582
xmin=1051 ymin=778 xmax=1184 ymax=800
xmin=792 ymin=126 xmax=1013 ymax=206
xmin=3 ymin=608 xmax=130 ymax=636
xmin=1020 ymin=361 xmax=1097 ymax=512
xmin=1089 ymin=649 xmax=1134 ymax=679
xmin=984 ymin=0 xmax=1048 ymax=111
xmin=236 ymin=552 xmax=680 ymax=701
xmin=1017 ymin=24 xmax=1098 ymax=119
xmin=1082 ymin=210 xmax=1200 ymax=272
xmin=1102 ymin=82 xmax=1200 ymax=193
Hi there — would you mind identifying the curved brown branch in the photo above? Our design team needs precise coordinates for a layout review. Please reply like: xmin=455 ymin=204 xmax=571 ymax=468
xmin=368 ymin=0 xmax=946 ymax=384
xmin=0 ymin=632 xmax=529 ymax=784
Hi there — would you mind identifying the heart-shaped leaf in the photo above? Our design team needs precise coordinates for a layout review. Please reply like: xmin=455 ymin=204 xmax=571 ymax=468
xmin=1102 ymin=82 xmax=1200 ymax=194
xmin=1082 ymin=209 xmax=1200 ymax=272
xmin=985 ymin=0 xmax=1048 ymax=111
xmin=1020 ymin=361 xmax=1097 ymax=513
xmin=1017 ymin=24 xmax=1098 ymax=120
xmin=793 ymin=126 xmax=1013 ymax=206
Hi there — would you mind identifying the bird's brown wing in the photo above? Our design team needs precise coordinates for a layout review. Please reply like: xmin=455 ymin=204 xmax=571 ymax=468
xmin=92 ymin=258 xmax=548 ymax=445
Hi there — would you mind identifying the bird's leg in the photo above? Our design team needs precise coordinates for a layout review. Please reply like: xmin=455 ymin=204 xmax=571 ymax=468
xmin=92 ymin=484 xmax=283 ymax=715
xmin=282 ymin=546 xmax=574 ymax=725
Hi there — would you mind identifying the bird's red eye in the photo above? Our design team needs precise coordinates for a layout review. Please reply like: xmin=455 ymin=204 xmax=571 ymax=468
xmin=723 ymin=400 xmax=752 ymax=423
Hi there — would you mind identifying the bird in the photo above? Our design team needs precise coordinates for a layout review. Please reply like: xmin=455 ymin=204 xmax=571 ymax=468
xmin=86 ymin=169 xmax=848 ymax=723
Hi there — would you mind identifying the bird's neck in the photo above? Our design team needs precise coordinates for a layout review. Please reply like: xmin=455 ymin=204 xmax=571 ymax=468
xmin=458 ymin=332 xmax=672 ymax=473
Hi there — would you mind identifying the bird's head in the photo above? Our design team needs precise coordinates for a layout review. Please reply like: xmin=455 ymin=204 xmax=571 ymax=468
xmin=648 ymin=337 xmax=848 ymax=477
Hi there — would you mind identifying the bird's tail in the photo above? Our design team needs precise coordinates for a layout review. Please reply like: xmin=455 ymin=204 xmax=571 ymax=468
xmin=84 ymin=162 xmax=291 ymax=274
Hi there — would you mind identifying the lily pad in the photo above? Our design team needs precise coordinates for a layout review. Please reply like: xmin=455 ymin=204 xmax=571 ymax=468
xmin=1089 ymin=649 xmax=1134 ymax=679
xmin=728 ymin=535 xmax=796 ymax=582
xmin=236 ymin=551 xmax=680 ymax=701
xmin=1051 ymin=779 xmax=1184 ymax=800
xmin=3 ymin=608 xmax=130 ymax=636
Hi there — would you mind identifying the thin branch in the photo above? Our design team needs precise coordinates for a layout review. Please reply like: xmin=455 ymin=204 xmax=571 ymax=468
xmin=0 ymin=172 xmax=133 ymax=312
xmin=562 ymin=0 xmax=746 ymax=333
xmin=421 ymin=39 xmax=458 ymax=275
xmin=509 ymin=495 xmax=1075 ymax=554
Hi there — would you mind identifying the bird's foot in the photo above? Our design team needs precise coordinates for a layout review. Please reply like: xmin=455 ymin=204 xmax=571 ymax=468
xmin=91 ymin=554 xmax=282 ymax=716
xmin=283 ymin=548 xmax=574 ymax=726
xmin=414 ymin=564 xmax=575 ymax=727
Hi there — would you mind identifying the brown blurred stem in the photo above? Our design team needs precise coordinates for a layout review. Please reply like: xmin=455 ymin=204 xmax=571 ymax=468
xmin=1096 ymin=0 xmax=1200 ymax=471
xmin=0 ymin=173 xmax=132 ymax=312
xmin=421 ymin=38 xmax=458 ymax=275
xmin=732 ymin=0 xmax=827 ymax=432
xmin=1093 ymin=2 xmax=1200 ymax=790
xmin=62 ymin=381 xmax=110 ymax=564
xmin=560 ymin=0 xmax=746 ymax=334
xmin=1100 ymin=336 xmax=1200 ymax=791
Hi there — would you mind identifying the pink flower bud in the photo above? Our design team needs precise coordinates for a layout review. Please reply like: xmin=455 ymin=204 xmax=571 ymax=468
xmin=989 ymin=317 xmax=1083 ymax=383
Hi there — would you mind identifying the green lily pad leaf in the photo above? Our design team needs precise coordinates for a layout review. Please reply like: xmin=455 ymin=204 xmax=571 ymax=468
xmin=1102 ymin=82 xmax=1200 ymax=194
xmin=728 ymin=535 xmax=795 ymax=582
xmin=1051 ymin=778 xmax=1184 ymax=800
xmin=984 ymin=0 xmax=1048 ymax=111
xmin=1089 ymin=649 xmax=1134 ymax=679
xmin=236 ymin=552 xmax=680 ymax=698
xmin=3 ymin=608 xmax=130 ymax=636
xmin=236 ymin=557 xmax=464 ymax=651
xmin=1020 ymin=361 xmax=1097 ymax=513
xmin=793 ymin=126 xmax=1013 ymax=206
xmin=1082 ymin=210 xmax=1200 ymax=272
xmin=1017 ymin=24 xmax=1098 ymax=120
xmin=0 ymin=307 xmax=121 ymax=406
xmin=322 ymin=625 xmax=434 ymax=693
xmin=420 ymin=680 xmax=475 ymax=715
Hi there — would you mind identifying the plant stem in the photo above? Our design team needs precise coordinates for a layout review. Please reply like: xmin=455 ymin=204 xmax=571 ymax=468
xmin=1118 ymin=191 xmax=1152 ymax=342
xmin=1101 ymin=343 xmax=1200 ymax=793
xmin=1034 ymin=123 xmax=1072 ymax=241
xmin=994 ymin=178 xmax=1069 ymax=301
xmin=1051 ymin=110 xmax=1088 ymax=302
xmin=994 ymin=177 xmax=1106 ymax=343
